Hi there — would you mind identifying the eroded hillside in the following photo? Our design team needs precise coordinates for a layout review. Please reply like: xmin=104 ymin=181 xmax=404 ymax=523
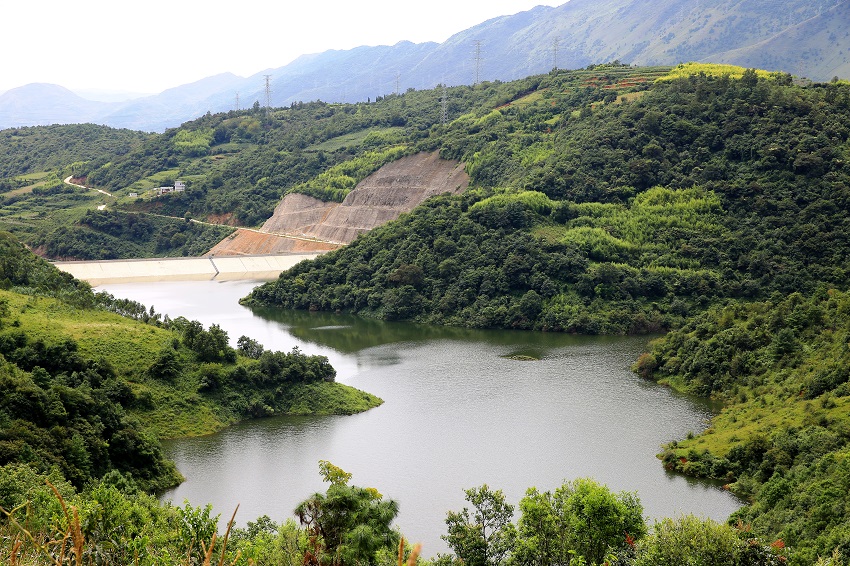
xmin=207 ymin=152 xmax=469 ymax=255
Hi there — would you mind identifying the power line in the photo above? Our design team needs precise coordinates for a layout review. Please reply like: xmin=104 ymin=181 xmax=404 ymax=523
xmin=552 ymin=37 xmax=560 ymax=71
xmin=263 ymin=75 xmax=272 ymax=116
xmin=441 ymin=83 xmax=448 ymax=125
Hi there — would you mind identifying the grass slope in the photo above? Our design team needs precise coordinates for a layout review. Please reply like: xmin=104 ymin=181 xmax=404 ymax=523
xmin=641 ymin=290 xmax=850 ymax=564
xmin=0 ymin=231 xmax=382 ymax=491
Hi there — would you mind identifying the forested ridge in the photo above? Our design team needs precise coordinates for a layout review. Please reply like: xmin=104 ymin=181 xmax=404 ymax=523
xmin=240 ymin=65 xmax=850 ymax=563
xmin=0 ymin=65 xmax=672 ymax=259
xmin=0 ymin=124 xmax=151 ymax=180
xmin=3 ymin=63 xmax=850 ymax=564
xmin=246 ymin=66 xmax=850 ymax=332
xmin=641 ymin=290 xmax=850 ymax=565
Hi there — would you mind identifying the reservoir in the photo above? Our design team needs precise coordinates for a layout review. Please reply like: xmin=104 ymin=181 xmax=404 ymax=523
xmin=99 ymin=279 xmax=741 ymax=555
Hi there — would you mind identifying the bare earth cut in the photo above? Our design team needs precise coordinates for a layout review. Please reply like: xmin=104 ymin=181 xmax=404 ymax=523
xmin=206 ymin=152 xmax=469 ymax=256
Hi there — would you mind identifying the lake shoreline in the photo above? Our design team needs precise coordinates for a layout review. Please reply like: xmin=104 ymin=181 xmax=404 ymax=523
xmin=97 ymin=279 xmax=742 ymax=554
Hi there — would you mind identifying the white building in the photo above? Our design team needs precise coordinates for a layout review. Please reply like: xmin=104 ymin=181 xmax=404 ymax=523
xmin=155 ymin=181 xmax=185 ymax=196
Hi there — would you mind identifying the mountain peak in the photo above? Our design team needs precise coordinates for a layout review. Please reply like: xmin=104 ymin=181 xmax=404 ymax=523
xmin=1 ymin=0 xmax=846 ymax=132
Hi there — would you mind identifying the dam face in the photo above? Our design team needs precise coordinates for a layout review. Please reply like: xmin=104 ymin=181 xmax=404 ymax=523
xmin=53 ymin=253 xmax=322 ymax=285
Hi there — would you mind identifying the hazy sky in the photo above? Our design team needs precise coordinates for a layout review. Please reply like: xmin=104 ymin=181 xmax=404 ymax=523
xmin=3 ymin=1 xmax=563 ymax=96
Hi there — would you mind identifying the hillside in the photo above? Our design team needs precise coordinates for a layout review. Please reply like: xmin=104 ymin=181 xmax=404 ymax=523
xmin=0 ymin=231 xmax=381 ymax=493
xmin=0 ymin=76 xmax=534 ymax=259
xmin=266 ymin=151 xmax=468 ymax=243
xmin=206 ymin=227 xmax=341 ymax=256
xmin=712 ymin=1 xmax=850 ymax=81
xmin=0 ymin=84 xmax=113 ymax=129
xmin=0 ymin=123 xmax=150 ymax=178
xmin=1 ymin=0 xmax=847 ymax=132
xmin=3 ymin=64 xmax=850 ymax=563
xmin=642 ymin=291 xmax=850 ymax=565
xmin=209 ymin=152 xmax=468 ymax=255
xmin=245 ymin=65 xmax=850 ymax=331
xmin=233 ymin=67 xmax=850 ymax=562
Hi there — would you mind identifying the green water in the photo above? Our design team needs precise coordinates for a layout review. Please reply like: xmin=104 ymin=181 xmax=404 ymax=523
xmin=100 ymin=279 xmax=740 ymax=555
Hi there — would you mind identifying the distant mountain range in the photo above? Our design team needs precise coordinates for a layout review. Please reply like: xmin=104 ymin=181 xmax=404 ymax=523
xmin=2 ymin=0 xmax=847 ymax=132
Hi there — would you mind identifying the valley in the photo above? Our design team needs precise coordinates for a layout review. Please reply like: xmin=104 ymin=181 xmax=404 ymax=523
xmin=3 ymin=61 xmax=850 ymax=564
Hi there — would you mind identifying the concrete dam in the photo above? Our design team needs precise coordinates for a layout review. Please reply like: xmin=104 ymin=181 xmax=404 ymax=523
xmin=53 ymin=253 xmax=321 ymax=285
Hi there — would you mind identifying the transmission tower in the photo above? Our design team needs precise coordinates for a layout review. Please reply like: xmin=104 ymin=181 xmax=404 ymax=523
xmin=440 ymin=83 xmax=448 ymax=125
xmin=235 ymin=92 xmax=240 ymax=111
xmin=263 ymin=75 xmax=272 ymax=116
xmin=473 ymin=40 xmax=483 ymax=85
xmin=552 ymin=37 xmax=560 ymax=71
xmin=395 ymin=72 xmax=401 ymax=96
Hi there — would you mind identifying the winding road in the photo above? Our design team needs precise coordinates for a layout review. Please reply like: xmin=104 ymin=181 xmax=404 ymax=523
xmin=61 ymin=175 xmax=337 ymax=250
xmin=63 ymin=176 xmax=113 ymax=197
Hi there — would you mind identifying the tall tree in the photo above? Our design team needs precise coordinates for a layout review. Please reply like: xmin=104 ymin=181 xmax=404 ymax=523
xmin=513 ymin=478 xmax=646 ymax=566
xmin=295 ymin=461 xmax=399 ymax=566
xmin=443 ymin=484 xmax=516 ymax=566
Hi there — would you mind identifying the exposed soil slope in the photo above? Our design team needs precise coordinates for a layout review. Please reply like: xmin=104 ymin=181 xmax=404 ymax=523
xmin=208 ymin=152 xmax=469 ymax=255
xmin=260 ymin=193 xmax=340 ymax=239
xmin=205 ymin=229 xmax=340 ymax=256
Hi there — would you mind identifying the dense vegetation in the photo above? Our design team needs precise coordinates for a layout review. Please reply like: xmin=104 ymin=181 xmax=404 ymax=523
xmin=4 ymin=63 xmax=850 ymax=564
xmin=0 ymin=124 xmax=150 ymax=179
xmin=0 ymin=175 xmax=234 ymax=259
xmin=40 ymin=209 xmax=235 ymax=259
xmin=0 ymin=66 xmax=671 ymax=259
xmin=641 ymin=290 xmax=850 ymax=564
xmin=238 ymin=66 xmax=850 ymax=563
xmin=243 ymin=186 xmax=731 ymax=333
xmin=246 ymin=67 xmax=850 ymax=334
xmin=0 ymin=231 xmax=381 ymax=494
xmin=2 ymin=459 xmax=792 ymax=566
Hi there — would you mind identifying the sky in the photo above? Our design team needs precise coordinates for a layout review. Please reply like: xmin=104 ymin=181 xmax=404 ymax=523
xmin=3 ymin=0 xmax=563 ymax=97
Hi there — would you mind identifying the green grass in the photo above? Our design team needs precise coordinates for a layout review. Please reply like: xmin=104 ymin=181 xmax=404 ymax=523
xmin=124 ymin=169 xmax=183 ymax=193
xmin=667 ymin=390 xmax=850 ymax=460
xmin=503 ymin=90 xmax=547 ymax=108
xmin=281 ymin=381 xmax=384 ymax=416
xmin=659 ymin=63 xmax=780 ymax=81
xmin=17 ymin=172 xmax=51 ymax=181
xmin=307 ymin=127 xmax=405 ymax=152
xmin=0 ymin=181 xmax=105 ymax=242
xmin=1 ymin=290 xmax=169 ymax=377
xmin=0 ymin=288 xmax=383 ymax=439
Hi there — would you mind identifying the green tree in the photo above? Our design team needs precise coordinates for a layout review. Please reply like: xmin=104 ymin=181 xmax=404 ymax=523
xmin=513 ymin=478 xmax=645 ymax=566
xmin=237 ymin=335 xmax=265 ymax=359
xmin=555 ymin=478 xmax=645 ymax=565
xmin=295 ymin=461 xmax=399 ymax=566
xmin=443 ymin=484 xmax=517 ymax=566
xmin=181 ymin=320 xmax=234 ymax=363
xmin=146 ymin=345 xmax=182 ymax=381
xmin=635 ymin=515 xmax=741 ymax=566
xmin=512 ymin=488 xmax=562 ymax=566
xmin=175 ymin=501 xmax=221 ymax=565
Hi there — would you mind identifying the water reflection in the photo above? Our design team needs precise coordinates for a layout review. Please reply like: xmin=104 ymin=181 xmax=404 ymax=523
xmin=100 ymin=280 xmax=741 ymax=556
xmin=248 ymin=304 xmax=647 ymax=355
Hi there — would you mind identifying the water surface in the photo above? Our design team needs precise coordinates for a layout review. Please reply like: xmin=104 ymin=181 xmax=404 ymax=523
xmin=100 ymin=280 xmax=740 ymax=555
